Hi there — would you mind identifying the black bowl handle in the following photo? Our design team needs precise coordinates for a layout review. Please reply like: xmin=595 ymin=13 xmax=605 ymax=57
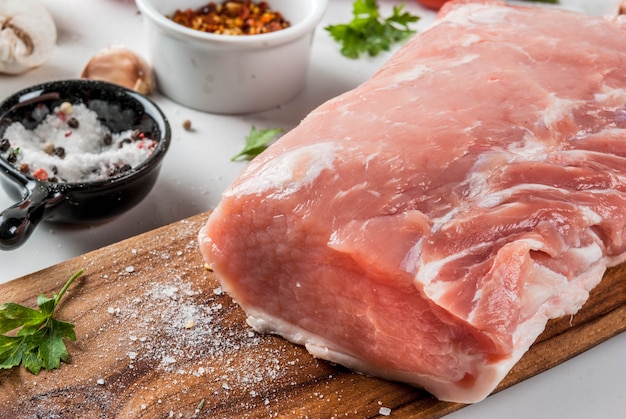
xmin=0 ymin=182 xmax=58 ymax=250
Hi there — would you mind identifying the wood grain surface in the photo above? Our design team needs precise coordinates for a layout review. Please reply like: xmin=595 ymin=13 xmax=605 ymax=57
xmin=0 ymin=211 xmax=624 ymax=418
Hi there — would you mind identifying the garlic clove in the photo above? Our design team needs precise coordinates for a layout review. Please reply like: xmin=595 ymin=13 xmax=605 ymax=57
xmin=0 ymin=0 xmax=57 ymax=74
xmin=81 ymin=46 xmax=154 ymax=95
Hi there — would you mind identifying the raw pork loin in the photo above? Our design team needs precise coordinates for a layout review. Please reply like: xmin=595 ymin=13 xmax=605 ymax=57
xmin=199 ymin=0 xmax=626 ymax=403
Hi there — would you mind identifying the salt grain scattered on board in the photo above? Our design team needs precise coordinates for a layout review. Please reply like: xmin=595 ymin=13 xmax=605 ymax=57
xmin=6 ymin=218 xmax=395 ymax=418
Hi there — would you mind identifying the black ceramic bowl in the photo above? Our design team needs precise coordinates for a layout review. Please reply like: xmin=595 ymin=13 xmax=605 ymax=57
xmin=0 ymin=79 xmax=171 ymax=250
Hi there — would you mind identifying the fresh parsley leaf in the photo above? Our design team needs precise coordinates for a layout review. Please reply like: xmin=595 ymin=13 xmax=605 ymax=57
xmin=326 ymin=0 xmax=420 ymax=59
xmin=0 ymin=270 xmax=83 ymax=374
xmin=231 ymin=126 xmax=284 ymax=161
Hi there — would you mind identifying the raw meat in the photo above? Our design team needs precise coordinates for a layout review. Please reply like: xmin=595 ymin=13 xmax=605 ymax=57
xmin=198 ymin=0 xmax=626 ymax=403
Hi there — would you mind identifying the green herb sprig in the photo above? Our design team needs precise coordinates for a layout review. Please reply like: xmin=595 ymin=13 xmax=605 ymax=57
xmin=326 ymin=0 xmax=420 ymax=59
xmin=0 ymin=270 xmax=83 ymax=374
xmin=231 ymin=126 xmax=284 ymax=161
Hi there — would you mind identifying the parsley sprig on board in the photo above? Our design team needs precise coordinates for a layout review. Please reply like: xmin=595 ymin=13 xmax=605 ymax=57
xmin=231 ymin=126 xmax=284 ymax=161
xmin=0 ymin=270 xmax=83 ymax=374
xmin=326 ymin=0 xmax=420 ymax=59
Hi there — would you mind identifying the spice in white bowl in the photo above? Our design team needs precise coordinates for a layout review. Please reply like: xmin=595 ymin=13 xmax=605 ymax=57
xmin=1 ymin=102 xmax=157 ymax=183
xmin=135 ymin=0 xmax=329 ymax=114
xmin=168 ymin=0 xmax=291 ymax=35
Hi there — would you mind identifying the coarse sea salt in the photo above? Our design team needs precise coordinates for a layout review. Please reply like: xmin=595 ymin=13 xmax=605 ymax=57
xmin=379 ymin=406 xmax=392 ymax=416
xmin=1 ymin=103 xmax=156 ymax=183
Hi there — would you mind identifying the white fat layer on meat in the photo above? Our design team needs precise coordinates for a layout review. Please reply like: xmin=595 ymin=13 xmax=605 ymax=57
xmin=477 ymin=243 xmax=548 ymax=322
xmin=431 ymin=123 xmax=608 ymax=240
xmin=555 ymin=147 xmax=624 ymax=165
xmin=450 ymin=53 xmax=480 ymax=67
xmin=568 ymin=242 xmax=604 ymax=270
xmin=364 ymin=151 xmax=382 ymax=167
xmin=433 ymin=55 xmax=483 ymax=81
xmin=367 ymin=189 xmax=382 ymax=198
xmin=434 ymin=183 xmax=603 ymax=231
xmin=469 ymin=248 xmax=594 ymax=325
xmin=417 ymin=238 xmax=543 ymax=300
xmin=463 ymin=121 xmax=483 ymax=133
xmin=245 ymin=309 xmax=491 ymax=403
xmin=506 ymin=131 xmax=549 ymax=160
xmin=390 ymin=54 xmax=480 ymax=86
xmin=244 ymin=295 xmax=573 ymax=404
xmin=608 ymin=249 xmax=626 ymax=266
xmin=476 ymin=184 xmax=554 ymax=207
xmin=225 ymin=143 xmax=337 ymax=199
xmin=431 ymin=3 xmax=511 ymax=30
xmin=384 ymin=65 xmax=433 ymax=87
xmin=578 ymin=204 xmax=603 ymax=225
xmin=333 ymin=181 xmax=370 ymax=200
xmin=539 ymin=93 xmax=582 ymax=131
xmin=460 ymin=33 xmax=482 ymax=47
xmin=400 ymin=238 xmax=423 ymax=274
xmin=518 ymin=263 xmax=569 ymax=321
xmin=245 ymin=244 xmax=611 ymax=404
xmin=594 ymin=85 xmax=626 ymax=107
xmin=582 ymin=127 xmax=626 ymax=141
xmin=472 ymin=183 xmax=603 ymax=224
xmin=522 ymin=256 xmax=606 ymax=325
xmin=434 ymin=132 xmax=549 ymax=224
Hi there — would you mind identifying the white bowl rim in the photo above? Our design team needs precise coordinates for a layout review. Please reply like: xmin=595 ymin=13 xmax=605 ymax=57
xmin=135 ymin=0 xmax=329 ymax=46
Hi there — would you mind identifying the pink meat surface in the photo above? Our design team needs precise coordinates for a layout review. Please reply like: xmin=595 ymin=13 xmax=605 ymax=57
xmin=199 ymin=0 xmax=626 ymax=403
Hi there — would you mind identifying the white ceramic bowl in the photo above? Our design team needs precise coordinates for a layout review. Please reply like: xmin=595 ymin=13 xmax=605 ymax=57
xmin=135 ymin=0 xmax=328 ymax=114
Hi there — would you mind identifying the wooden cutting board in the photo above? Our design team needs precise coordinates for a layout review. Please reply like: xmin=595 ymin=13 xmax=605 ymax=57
xmin=0 ymin=211 xmax=624 ymax=418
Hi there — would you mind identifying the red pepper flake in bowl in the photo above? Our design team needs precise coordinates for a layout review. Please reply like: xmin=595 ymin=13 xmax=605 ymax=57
xmin=168 ymin=0 xmax=290 ymax=35
xmin=32 ymin=168 xmax=49 ymax=181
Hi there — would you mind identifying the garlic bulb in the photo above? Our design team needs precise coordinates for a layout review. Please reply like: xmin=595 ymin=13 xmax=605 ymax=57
xmin=81 ymin=46 xmax=154 ymax=95
xmin=0 ymin=0 xmax=57 ymax=74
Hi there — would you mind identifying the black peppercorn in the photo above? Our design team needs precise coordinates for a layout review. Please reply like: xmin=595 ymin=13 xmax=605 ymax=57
xmin=53 ymin=146 xmax=66 ymax=159
xmin=67 ymin=117 xmax=79 ymax=129
xmin=0 ymin=138 xmax=10 ymax=152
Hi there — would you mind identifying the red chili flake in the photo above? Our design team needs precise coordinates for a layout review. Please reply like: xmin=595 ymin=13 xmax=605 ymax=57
xmin=57 ymin=111 xmax=67 ymax=122
xmin=65 ymin=131 xmax=72 ymax=138
xmin=168 ymin=0 xmax=290 ymax=35
xmin=136 ymin=140 xmax=157 ymax=150
xmin=33 ymin=168 xmax=49 ymax=181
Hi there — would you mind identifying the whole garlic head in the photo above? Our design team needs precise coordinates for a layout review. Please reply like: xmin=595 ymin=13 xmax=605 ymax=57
xmin=0 ymin=0 xmax=57 ymax=74
xmin=81 ymin=46 xmax=154 ymax=95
